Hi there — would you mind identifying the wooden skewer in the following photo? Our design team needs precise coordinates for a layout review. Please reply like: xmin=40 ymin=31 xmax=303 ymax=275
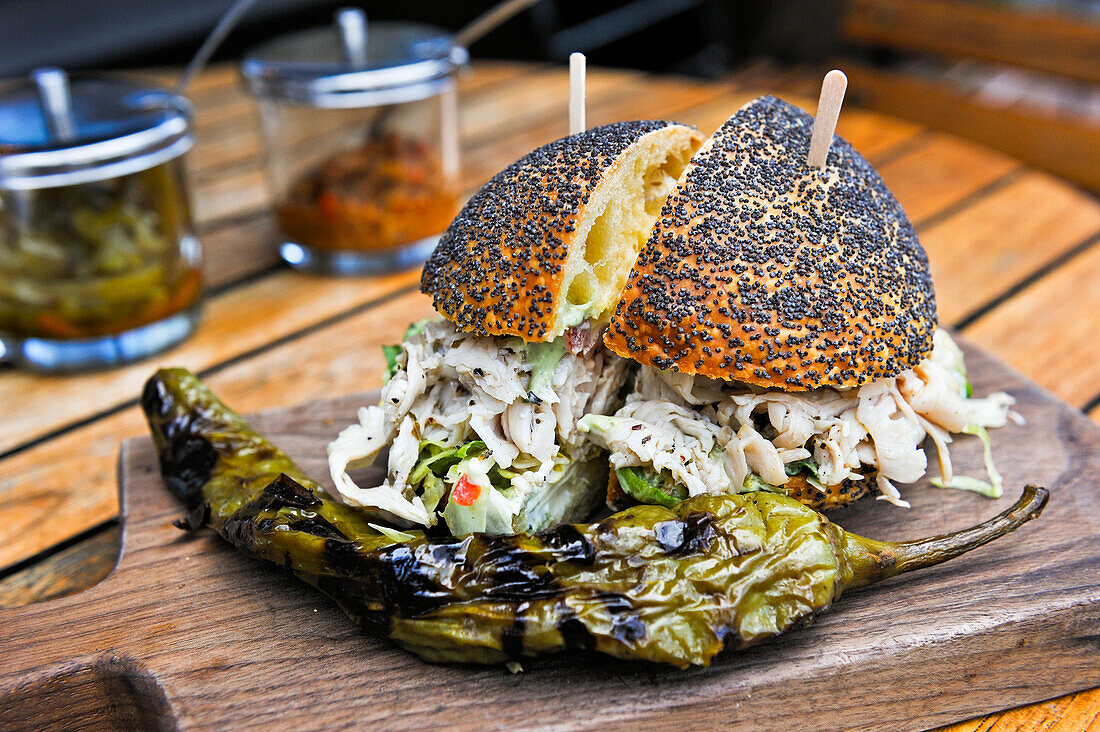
xmin=569 ymin=52 xmax=586 ymax=135
xmin=807 ymin=69 xmax=848 ymax=170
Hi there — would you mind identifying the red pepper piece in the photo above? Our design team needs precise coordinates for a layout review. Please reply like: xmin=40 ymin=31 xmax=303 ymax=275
xmin=452 ymin=475 xmax=481 ymax=507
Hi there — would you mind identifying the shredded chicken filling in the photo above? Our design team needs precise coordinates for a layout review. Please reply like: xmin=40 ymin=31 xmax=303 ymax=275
xmin=328 ymin=319 xmax=631 ymax=527
xmin=580 ymin=330 xmax=1016 ymax=508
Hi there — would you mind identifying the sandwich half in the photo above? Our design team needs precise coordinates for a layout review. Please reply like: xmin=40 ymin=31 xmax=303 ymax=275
xmin=327 ymin=120 xmax=703 ymax=532
xmin=583 ymin=96 xmax=1016 ymax=511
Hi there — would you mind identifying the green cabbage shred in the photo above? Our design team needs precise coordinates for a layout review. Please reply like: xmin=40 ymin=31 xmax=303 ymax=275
xmin=614 ymin=466 xmax=688 ymax=509
xmin=930 ymin=424 xmax=1003 ymax=498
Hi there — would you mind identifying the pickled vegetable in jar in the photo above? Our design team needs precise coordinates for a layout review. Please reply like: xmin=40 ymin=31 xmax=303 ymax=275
xmin=0 ymin=163 xmax=200 ymax=340
xmin=275 ymin=132 xmax=458 ymax=255
xmin=0 ymin=70 xmax=202 ymax=372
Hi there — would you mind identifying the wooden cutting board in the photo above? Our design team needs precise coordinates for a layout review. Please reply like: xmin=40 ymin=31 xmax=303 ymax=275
xmin=1 ymin=340 xmax=1098 ymax=732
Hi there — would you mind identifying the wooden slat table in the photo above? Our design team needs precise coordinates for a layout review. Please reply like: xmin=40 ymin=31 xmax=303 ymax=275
xmin=1 ymin=61 xmax=1098 ymax=731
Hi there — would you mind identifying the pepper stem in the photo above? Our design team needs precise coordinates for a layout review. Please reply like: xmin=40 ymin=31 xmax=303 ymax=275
xmin=843 ymin=485 xmax=1049 ymax=589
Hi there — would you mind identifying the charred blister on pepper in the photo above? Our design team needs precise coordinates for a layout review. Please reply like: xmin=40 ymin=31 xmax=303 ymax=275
xmin=142 ymin=368 xmax=1048 ymax=668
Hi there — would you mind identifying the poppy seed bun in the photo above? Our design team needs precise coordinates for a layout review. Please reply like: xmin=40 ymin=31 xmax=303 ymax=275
xmin=421 ymin=121 xmax=704 ymax=342
xmin=605 ymin=96 xmax=937 ymax=391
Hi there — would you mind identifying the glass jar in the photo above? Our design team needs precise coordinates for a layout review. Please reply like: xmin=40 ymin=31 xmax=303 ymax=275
xmin=242 ymin=13 xmax=466 ymax=275
xmin=0 ymin=71 xmax=202 ymax=372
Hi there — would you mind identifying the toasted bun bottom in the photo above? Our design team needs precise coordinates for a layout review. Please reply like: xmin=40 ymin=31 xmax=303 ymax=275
xmin=782 ymin=473 xmax=877 ymax=511
xmin=605 ymin=469 xmax=876 ymax=512
xmin=556 ymin=126 xmax=701 ymax=334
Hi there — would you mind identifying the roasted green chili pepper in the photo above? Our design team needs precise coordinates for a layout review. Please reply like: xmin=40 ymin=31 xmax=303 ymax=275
xmin=142 ymin=368 xmax=1049 ymax=668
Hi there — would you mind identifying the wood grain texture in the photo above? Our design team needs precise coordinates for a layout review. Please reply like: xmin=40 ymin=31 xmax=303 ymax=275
xmin=0 ymin=268 xmax=421 ymax=457
xmin=460 ymin=76 xmax=741 ymax=184
xmin=841 ymin=60 xmax=1100 ymax=193
xmin=0 ymin=288 xmax=433 ymax=570
xmin=873 ymin=134 xmax=1019 ymax=226
xmin=0 ymin=524 xmax=120 ymax=607
xmin=919 ymin=171 xmax=1100 ymax=324
xmin=941 ymin=686 xmax=1100 ymax=732
xmin=841 ymin=0 xmax=1100 ymax=84
xmin=1 ymin=340 xmax=1097 ymax=731
xmin=963 ymin=238 xmax=1100 ymax=408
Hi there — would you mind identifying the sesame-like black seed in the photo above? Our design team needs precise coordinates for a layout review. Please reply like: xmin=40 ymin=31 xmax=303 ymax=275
xmin=606 ymin=96 xmax=936 ymax=389
xmin=421 ymin=120 xmax=684 ymax=341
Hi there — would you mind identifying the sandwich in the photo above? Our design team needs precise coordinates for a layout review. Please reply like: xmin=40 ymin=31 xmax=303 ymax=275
xmin=137 ymin=89 xmax=1043 ymax=672
xmin=327 ymin=120 xmax=704 ymax=533
xmin=580 ymin=96 xmax=1016 ymax=511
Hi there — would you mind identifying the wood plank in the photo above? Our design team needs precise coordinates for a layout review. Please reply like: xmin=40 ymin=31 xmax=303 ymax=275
xmin=199 ymin=214 xmax=279 ymax=289
xmin=920 ymin=171 xmax=1100 ymax=325
xmin=677 ymin=91 xmax=925 ymax=162
xmin=462 ymin=66 xmax=640 ymax=147
xmin=941 ymin=687 xmax=1100 ymax=732
xmin=875 ymin=134 xmax=1019 ymax=225
xmin=961 ymin=237 xmax=1100 ymax=408
xmin=191 ymin=166 xmax=270 ymax=226
xmin=0 ymin=270 xmax=421 ymax=458
xmin=2 ymin=340 xmax=1097 ymax=731
xmin=841 ymin=0 xmax=1100 ymax=84
xmin=462 ymin=76 xmax=742 ymax=184
xmin=131 ymin=64 xmax=239 ymax=99
xmin=0 ymin=289 xmax=435 ymax=569
xmin=0 ymin=525 xmax=119 ymax=608
xmin=0 ymin=408 xmax=143 ymax=571
xmin=842 ymin=60 xmax=1100 ymax=193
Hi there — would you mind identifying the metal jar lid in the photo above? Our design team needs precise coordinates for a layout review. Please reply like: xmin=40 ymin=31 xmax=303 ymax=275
xmin=0 ymin=69 xmax=193 ymax=191
xmin=241 ymin=14 xmax=468 ymax=109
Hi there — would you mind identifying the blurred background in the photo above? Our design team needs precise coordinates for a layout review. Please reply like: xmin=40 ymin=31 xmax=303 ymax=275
xmin=1 ymin=0 xmax=1098 ymax=190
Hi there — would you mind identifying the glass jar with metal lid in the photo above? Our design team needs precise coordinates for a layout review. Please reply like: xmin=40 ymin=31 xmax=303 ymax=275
xmin=242 ymin=10 xmax=466 ymax=275
xmin=0 ymin=69 xmax=202 ymax=372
